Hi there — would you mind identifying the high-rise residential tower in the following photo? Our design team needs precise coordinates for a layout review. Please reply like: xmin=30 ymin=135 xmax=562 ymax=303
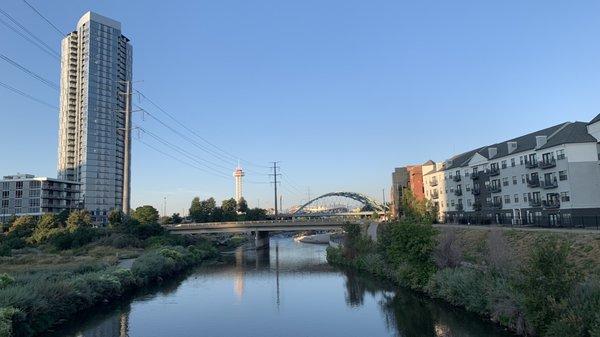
xmin=57 ymin=12 xmax=132 ymax=223
xmin=233 ymin=166 xmax=245 ymax=203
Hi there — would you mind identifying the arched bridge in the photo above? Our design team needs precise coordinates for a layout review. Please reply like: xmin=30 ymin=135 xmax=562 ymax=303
xmin=293 ymin=191 xmax=386 ymax=215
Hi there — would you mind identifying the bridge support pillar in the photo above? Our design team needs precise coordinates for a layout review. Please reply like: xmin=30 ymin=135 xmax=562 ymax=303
xmin=254 ymin=231 xmax=270 ymax=249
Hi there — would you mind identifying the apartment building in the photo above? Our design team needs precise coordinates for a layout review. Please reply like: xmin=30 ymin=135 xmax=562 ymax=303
xmin=0 ymin=174 xmax=82 ymax=223
xmin=421 ymin=116 xmax=600 ymax=226
xmin=57 ymin=12 xmax=133 ymax=224
xmin=391 ymin=165 xmax=424 ymax=218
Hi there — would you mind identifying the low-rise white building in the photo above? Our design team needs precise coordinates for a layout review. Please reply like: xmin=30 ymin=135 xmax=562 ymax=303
xmin=422 ymin=116 xmax=600 ymax=226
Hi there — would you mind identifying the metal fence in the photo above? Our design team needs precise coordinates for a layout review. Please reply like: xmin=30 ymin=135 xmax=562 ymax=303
xmin=443 ymin=214 xmax=600 ymax=230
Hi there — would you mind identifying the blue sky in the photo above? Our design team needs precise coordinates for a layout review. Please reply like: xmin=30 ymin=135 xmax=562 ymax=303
xmin=1 ymin=0 xmax=600 ymax=215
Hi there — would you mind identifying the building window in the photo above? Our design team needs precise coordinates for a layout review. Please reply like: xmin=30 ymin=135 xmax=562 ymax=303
xmin=14 ymin=199 xmax=22 ymax=207
xmin=556 ymin=149 xmax=565 ymax=160
xmin=466 ymin=184 xmax=471 ymax=191
xmin=559 ymin=171 xmax=567 ymax=181
xmin=502 ymin=177 xmax=509 ymax=186
xmin=512 ymin=176 xmax=517 ymax=185
xmin=1 ymin=182 xmax=8 ymax=190
xmin=29 ymin=181 xmax=41 ymax=189
xmin=29 ymin=199 xmax=40 ymax=207
xmin=501 ymin=160 xmax=507 ymax=169
xmin=15 ymin=190 xmax=22 ymax=199
xmin=514 ymin=194 xmax=519 ymax=203
xmin=467 ymin=199 xmax=472 ymax=206
xmin=15 ymin=181 xmax=23 ymax=189
xmin=1 ymin=200 xmax=8 ymax=207
xmin=521 ymin=174 xmax=526 ymax=184
xmin=523 ymin=193 xmax=528 ymax=203
xmin=29 ymin=189 xmax=40 ymax=198
xmin=504 ymin=195 xmax=511 ymax=204
xmin=560 ymin=192 xmax=570 ymax=202
xmin=519 ymin=156 xmax=524 ymax=165
xmin=1 ymin=191 xmax=8 ymax=199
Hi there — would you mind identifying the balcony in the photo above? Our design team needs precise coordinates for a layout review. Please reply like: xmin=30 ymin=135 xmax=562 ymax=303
xmin=529 ymin=199 xmax=542 ymax=207
xmin=542 ymin=200 xmax=561 ymax=209
xmin=431 ymin=192 xmax=439 ymax=200
xmin=487 ymin=201 xmax=503 ymax=209
xmin=471 ymin=172 xmax=480 ymax=180
xmin=541 ymin=179 xmax=558 ymax=189
xmin=454 ymin=189 xmax=463 ymax=196
xmin=430 ymin=180 xmax=438 ymax=187
xmin=453 ymin=175 xmax=461 ymax=182
xmin=525 ymin=160 xmax=538 ymax=169
xmin=472 ymin=202 xmax=482 ymax=211
xmin=472 ymin=189 xmax=481 ymax=196
xmin=489 ymin=185 xmax=502 ymax=193
xmin=456 ymin=204 xmax=464 ymax=211
xmin=526 ymin=177 xmax=540 ymax=188
xmin=538 ymin=158 xmax=557 ymax=169
xmin=488 ymin=167 xmax=500 ymax=176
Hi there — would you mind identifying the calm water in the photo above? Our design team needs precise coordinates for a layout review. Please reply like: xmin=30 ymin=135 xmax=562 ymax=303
xmin=50 ymin=237 xmax=514 ymax=337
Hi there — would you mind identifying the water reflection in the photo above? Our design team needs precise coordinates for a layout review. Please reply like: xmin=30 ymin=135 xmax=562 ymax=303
xmin=50 ymin=237 xmax=513 ymax=337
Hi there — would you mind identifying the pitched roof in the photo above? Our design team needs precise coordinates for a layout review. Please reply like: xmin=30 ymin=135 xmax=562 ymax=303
xmin=422 ymin=160 xmax=435 ymax=166
xmin=589 ymin=113 xmax=600 ymax=125
xmin=441 ymin=121 xmax=595 ymax=170
xmin=539 ymin=122 xmax=597 ymax=149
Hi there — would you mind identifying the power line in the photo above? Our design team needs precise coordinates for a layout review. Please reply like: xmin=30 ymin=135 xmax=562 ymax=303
xmin=0 ymin=80 xmax=56 ymax=109
xmin=21 ymin=0 xmax=65 ymax=36
xmin=0 ymin=8 xmax=59 ymax=59
xmin=0 ymin=53 xmax=59 ymax=90
xmin=134 ymin=89 xmax=270 ymax=170
xmin=135 ymin=138 xmax=232 ymax=181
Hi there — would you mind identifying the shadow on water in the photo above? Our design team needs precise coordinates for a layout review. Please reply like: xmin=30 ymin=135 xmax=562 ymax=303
xmin=342 ymin=269 xmax=515 ymax=337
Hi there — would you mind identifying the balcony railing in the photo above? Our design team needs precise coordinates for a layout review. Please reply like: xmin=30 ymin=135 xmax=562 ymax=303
xmin=529 ymin=199 xmax=542 ymax=207
xmin=471 ymin=172 xmax=480 ymax=180
xmin=488 ymin=167 xmax=500 ymax=176
xmin=472 ymin=202 xmax=482 ymax=211
xmin=538 ymin=158 xmax=557 ymax=169
xmin=430 ymin=180 xmax=438 ymax=187
xmin=472 ymin=189 xmax=481 ymax=196
xmin=541 ymin=179 xmax=558 ymax=189
xmin=526 ymin=177 xmax=540 ymax=188
xmin=431 ymin=193 xmax=439 ymax=200
xmin=542 ymin=200 xmax=561 ymax=209
xmin=454 ymin=189 xmax=463 ymax=196
xmin=456 ymin=204 xmax=464 ymax=211
xmin=486 ymin=201 xmax=503 ymax=209
xmin=525 ymin=159 xmax=538 ymax=169
xmin=453 ymin=175 xmax=461 ymax=182
xmin=490 ymin=185 xmax=502 ymax=193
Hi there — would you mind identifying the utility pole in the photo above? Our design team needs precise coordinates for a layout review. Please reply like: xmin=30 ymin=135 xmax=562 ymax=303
xmin=163 ymin=196 xmax=167 ymax=217
xmin=280 ymin=195 xmax=283 ymax=214
xmin=121 ymin=80 xmax=132 ymax=215
xmin=269 ymin=162 xmax=281 ymax=218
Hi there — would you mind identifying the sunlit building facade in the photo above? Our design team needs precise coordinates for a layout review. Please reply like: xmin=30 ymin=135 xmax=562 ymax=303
xmin=57 ymin=12 xmax=132 ymax=223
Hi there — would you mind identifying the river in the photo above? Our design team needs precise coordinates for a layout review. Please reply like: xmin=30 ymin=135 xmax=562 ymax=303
xmin=49 ymin=236 xmax=515 ymax=337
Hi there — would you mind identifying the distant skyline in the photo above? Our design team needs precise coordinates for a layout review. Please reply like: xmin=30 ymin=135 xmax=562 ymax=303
xmin=2 ymin=0 xmax=600 ymax=215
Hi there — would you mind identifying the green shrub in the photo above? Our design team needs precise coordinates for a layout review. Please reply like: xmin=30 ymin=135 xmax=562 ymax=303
xmin=383 ymin=222 xmax=438 ymax=289
xmin=428 ymin=267 xmax=489 ymax=313
xmin=0 ymin=307 xmax=23 ymax=337
xmin=96 ymin=233 xmax=143 ymax=249
xmin=521 ymin=235 xmax=580 ymax=335
xmin=0 ymin=275 xmax=14 ymax=290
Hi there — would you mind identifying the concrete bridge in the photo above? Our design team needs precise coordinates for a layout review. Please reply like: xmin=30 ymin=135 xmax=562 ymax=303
xmin=165 ymin=218 xmax=365 ymax=248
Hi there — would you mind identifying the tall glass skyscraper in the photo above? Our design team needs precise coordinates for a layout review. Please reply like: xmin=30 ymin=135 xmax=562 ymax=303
xmin=57 ymin=12 xmax=132 ymax=223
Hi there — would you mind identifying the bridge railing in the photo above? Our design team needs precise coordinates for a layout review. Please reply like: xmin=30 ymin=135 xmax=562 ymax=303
xmin=165 ymin=217 xmax=362 ymax=230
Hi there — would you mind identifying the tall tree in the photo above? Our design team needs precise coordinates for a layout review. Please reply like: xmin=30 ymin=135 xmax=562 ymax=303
xmin=132 ymin=205 xmax=159 ymax=225
xmin=189 ymin=197 xmax=203 ymax=222
xmin=221 ymin=198 xmax=238 ymax=221
xmin=170 ymin=213 xmax=183 ymax=224
xmin=200 ymin=198 xmax=217 ymax=222
xmin=237 ymin=197 xmax=249 ymax=213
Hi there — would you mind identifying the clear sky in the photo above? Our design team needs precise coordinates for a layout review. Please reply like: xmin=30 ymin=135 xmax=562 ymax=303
xmin=2 ymin=0 xmax=600 ymax=215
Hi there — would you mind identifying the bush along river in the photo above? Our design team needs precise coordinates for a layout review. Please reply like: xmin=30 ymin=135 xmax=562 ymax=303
xmin=47 ymin=236 xmax=514 ymax=337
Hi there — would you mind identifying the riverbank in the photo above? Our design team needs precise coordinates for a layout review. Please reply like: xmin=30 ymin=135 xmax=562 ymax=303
xmin=327 ymin=222 xmax=600 ymax=337
xmin=0 ymin=233 xmax=245 ymax=337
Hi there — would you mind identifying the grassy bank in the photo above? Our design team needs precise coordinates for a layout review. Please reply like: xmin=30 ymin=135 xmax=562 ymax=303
xmin=327 ymin=222 xmax=600 ymax=337
xmin=0 ymin=209 xmax=246 ymax=337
